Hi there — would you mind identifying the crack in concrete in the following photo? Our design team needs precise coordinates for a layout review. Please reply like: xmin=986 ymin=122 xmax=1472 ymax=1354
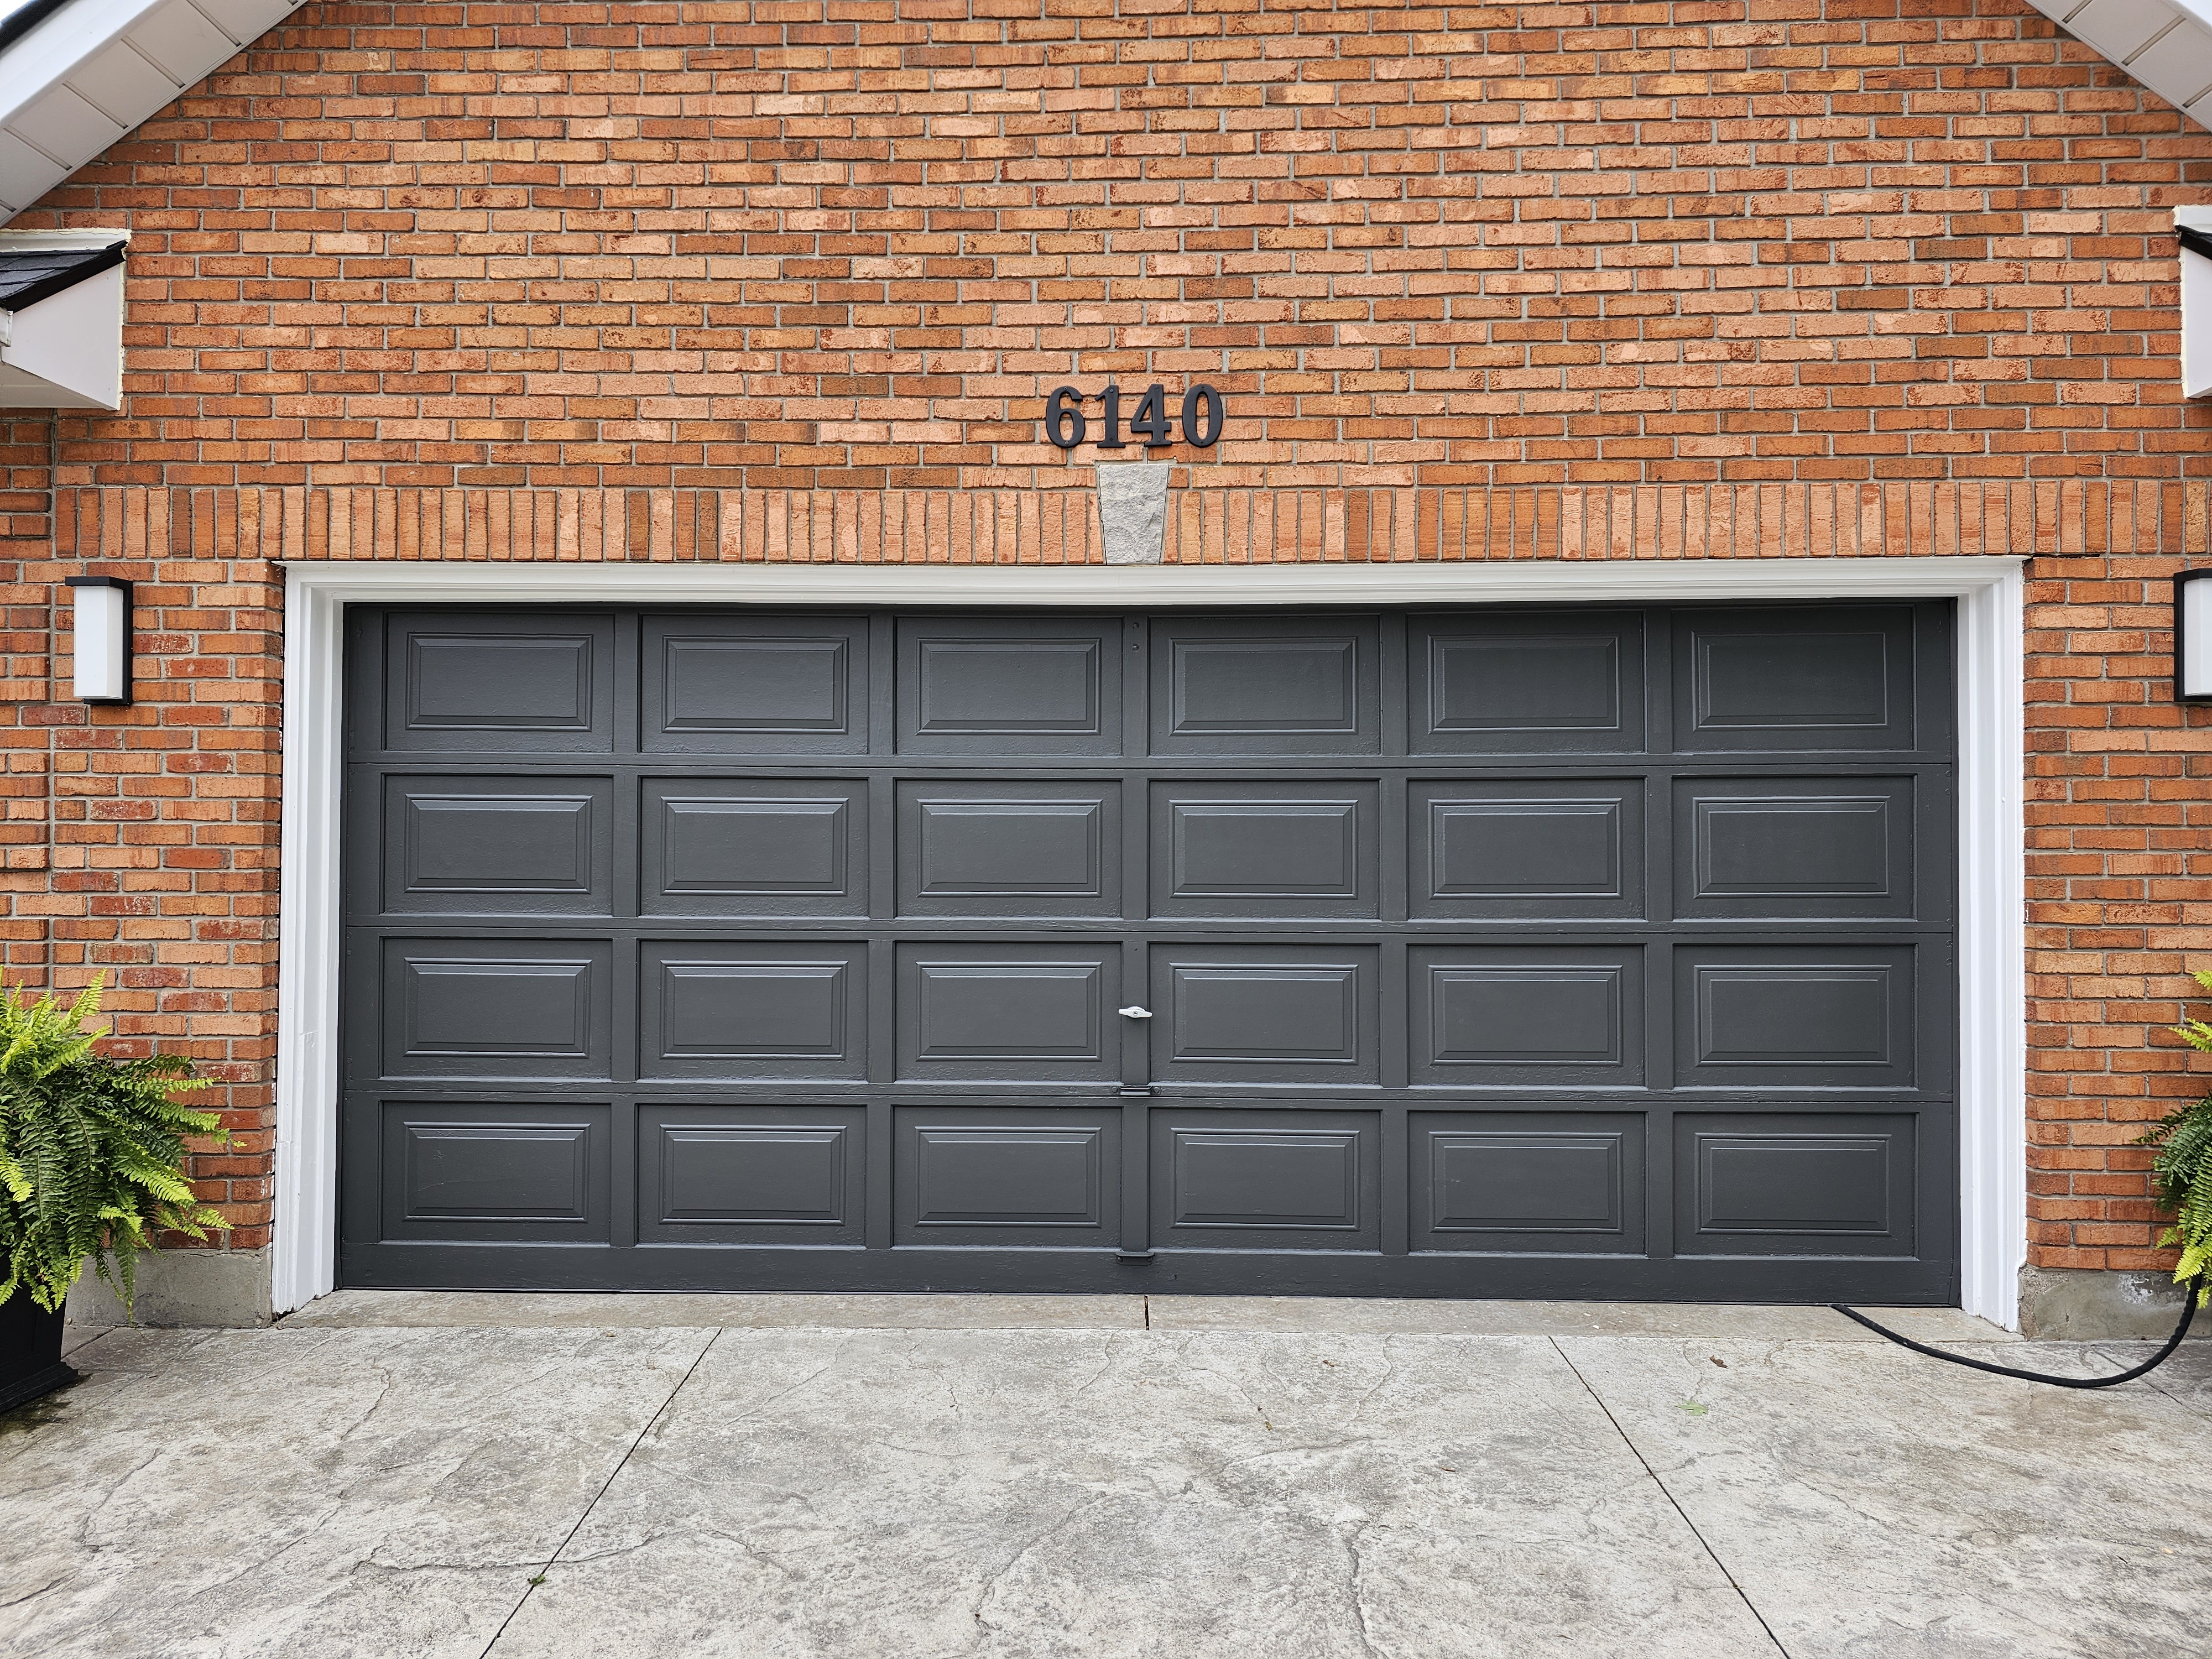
xmin=1548 ymin=1338 xmax=1794 ymax=1659
xmin=0 ymin=1573 xmax=65 ymax=1610
xmin=971 ymin=1490 xmax=1108 ymax=1635
xmin=73 ymin=1448 xmax=162 ymax=1552
xmin=475 ymin=1329 xmax=721 ymax=1659
xmin=1335 ymin=1511 xmax=1384 ymax=1659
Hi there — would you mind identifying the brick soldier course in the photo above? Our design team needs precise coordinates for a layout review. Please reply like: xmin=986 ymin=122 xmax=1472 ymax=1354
xmin=1 ymin=0 xmax=2209 ymax=1323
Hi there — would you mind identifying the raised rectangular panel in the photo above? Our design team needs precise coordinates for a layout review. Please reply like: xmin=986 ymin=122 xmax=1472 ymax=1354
xmin=644 ymin=615 xmax=866 ymax=753
xmin=129 ymin=0 xmax=240 ymax=82
xmin=635 ymin=1107 xmax=865 ymax=1244
xmin=1152 ymin=781 xmax=1378 ymax=917
xmin=1409 ymin=612 xmax=1643 ymax=754
xmin=1428 ymin=1132 xmax=1623 ymax=1232
xmin=640 ymin=943 xmax=864 ymax=1079
xmin=71 ymin=43 xmax=188 ymax=123
xmin=378 ymin=1102 xmax=610 ymax=1242
xmin=895 ymin=1109 xmax=1118 ymax=1244
xmin=380 ymin=941 xmax=610 ymax=1078
xmin=1677 ymin=778 xmax=1912 ymax=919
xmin=1411 ymin=948 xmax=1641 ymax=1086
xmin=900 ymin=782 xmax=1116 ymax=916
xmin=1412 ymin=780 xmax=1642 ymax=919
xmin=1676 ymin=948 xmax=1916 ymax=1090
xmin=899 ymin=617 xmax=1119 ymax=754
xmin=1677 ymin=607 xmax=1913 ymax=751
xmin=1149 ymin=1110 xmax=1379 ymax=1248
xmin=644 ymin=781 xmax=865 ymax=916
xmin=1172 ymin=1130 xmax=1359 ymax=1227
xmin=1676 ymin=1113 xmax=1916 ymax=1256
xmin=409 ymin=636 xmax=592 ymax=732
xmin=899 ymin=946 xmax=1115 ymax=1079
xmin=1154 ymin=947 xmax=1379 ymax=1082
xmin=385 ymin=777 xmax=609 ymax=915
xmin=1151 ymin=617 xmax=1378 ymax=754
xmin=385 ymin=612 xmax=612 ymax=752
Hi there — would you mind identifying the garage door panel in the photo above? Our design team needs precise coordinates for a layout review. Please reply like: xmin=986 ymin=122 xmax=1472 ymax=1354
xmin=899 ymin=945 xmax=1118 ymax=1079
xmin=637 ymin=1106 xmax=865 ymax=1244
xmin=1676 ymin=607 xmax=1916 ymax=752
xmin=900 ymin=618 xmax=1121 ymax=755
xmin=1153 ymin=947 xmax=1380 ymax=1083
xmin=1151 ymin=781 xmax=1379 ymax=917
xmin=1674 ymin=1112 xmax=1917 ymax=1258
xmin=383 ymin=775 xmax=613 ymax=915
xmin=642 ymin=779 xmax=867 ymax=916
xmin=378 ymin=938 xmax=612 ymax=1078
xmin=1410 ymin=779 xmax=1644 ymax=919
xmin=899 ymin=782 xmax=1119 ymax=917
xmin=342 ymin=601 xmax=1958 ymax=1301
xmin=1409 ymin=946 xmax=1645 ymax=1086
xmin=1675 ymin=946 xmax=1917 ymax=1091
xmin=1410 ymin=1111 xmax=1646 ymax=1253
xmin=643 ymin=613 xmax=868 ymax=754
xmin=1152 ymin=1111 xmax=1379 ymax=1249
xmin=641 ymin=942 xmax=866 ymax=1079
xmin=1150 ymin=617 xmax=1379 ymax=755
xmin=896 ymin=1109 xmax=1118 ymax=1245
xmin=1674 ymin=776 xmax=1914 ymax=920
xmin=379 ymin=1101 xmax=611 ymax=1243
xmin=385 ymin=611 xmax=615 ymax=753
xmin=1409 ymin=612 xmax=1645 ymax=754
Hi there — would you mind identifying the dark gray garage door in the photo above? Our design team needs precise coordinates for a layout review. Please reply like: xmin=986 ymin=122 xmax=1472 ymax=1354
xmin=340 ymin=603 xmax=1957 ymax=1302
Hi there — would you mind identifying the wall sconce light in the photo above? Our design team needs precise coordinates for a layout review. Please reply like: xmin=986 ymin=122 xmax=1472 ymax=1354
xmin=2180 ymin=568 xmax=2212 ymax=705
xmin=65 ymin=576 xmax=131 ymax=706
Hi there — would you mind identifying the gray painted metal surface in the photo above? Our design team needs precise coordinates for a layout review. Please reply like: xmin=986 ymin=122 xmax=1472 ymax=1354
xmin=339 ymin=603 xmax=1958 ymax=1300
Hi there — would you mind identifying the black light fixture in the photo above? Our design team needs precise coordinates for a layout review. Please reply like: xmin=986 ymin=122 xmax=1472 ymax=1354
xmin=65 ymin=576 xmax=130 ymax=705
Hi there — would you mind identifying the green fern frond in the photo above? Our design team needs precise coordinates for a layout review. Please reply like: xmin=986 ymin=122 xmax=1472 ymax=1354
xmin=0 ymin=974 xmax=228 ymax=1317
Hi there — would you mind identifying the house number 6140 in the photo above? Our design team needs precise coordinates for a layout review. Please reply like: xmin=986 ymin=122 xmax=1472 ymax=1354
xmin=1045 ymin=383 xmax=1224 ymax=450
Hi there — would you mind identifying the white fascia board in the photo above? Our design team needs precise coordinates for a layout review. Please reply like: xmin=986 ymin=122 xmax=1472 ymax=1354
xmin=0 ymin=0 xmax=304 ymax=221
xmin=0 ymin=251 xmax=123 ymax=407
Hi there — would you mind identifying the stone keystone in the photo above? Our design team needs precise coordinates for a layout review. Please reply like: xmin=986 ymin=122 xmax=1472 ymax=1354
xmin=1095 ymin=462 xmax=1171 ymax=565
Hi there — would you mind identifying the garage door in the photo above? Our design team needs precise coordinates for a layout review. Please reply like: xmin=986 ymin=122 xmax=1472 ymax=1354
xmin=339 ymin=603 xmax=1957 ymax=1302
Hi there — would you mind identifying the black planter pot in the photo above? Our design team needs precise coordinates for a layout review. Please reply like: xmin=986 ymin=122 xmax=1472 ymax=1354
xmin=0 ymin=1291 xmax=72 ymax=1413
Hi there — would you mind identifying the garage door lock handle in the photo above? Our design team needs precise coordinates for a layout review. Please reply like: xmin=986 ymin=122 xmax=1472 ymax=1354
xmin=1118 ymin=1005 xmax=1153 ymax=1019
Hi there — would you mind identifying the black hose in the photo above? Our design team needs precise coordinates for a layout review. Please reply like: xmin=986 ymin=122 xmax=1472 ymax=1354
xmin=1832 ymin=1276 xmax=2204 ymax=1389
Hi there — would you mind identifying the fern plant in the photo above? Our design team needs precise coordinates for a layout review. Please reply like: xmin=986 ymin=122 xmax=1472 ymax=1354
xmin=2140 ymin=968 xmax=2212 ymax=1306
xmin=0 ymin=974 xmax=226 ymax=1316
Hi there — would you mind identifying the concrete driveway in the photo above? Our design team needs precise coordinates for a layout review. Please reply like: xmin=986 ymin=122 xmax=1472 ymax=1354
xmin=2 ymin=1294 xmax=2205 ymax=1659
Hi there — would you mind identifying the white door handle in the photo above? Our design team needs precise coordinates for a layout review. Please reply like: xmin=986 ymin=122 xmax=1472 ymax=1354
xmin=1118 ymin=1005 xmax=1154 ymax=1019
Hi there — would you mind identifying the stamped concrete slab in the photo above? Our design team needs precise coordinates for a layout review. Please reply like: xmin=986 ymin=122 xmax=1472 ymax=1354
xmin=282 ymin=1290 xmax=1150 ymax=1331
xmin=1147 ymin=1296 xmax=2018 ymax=1343
xmin=0 ymin=1325 xmax=709 ymax=1659
xmin=488 ymin=1329 xmax=1780 ymax=1659
xmin=1558 ymin=1335 xmax=2212 ymax=1659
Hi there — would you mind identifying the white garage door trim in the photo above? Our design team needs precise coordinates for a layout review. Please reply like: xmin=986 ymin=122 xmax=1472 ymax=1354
xmin=273 ymin=555 xmax=2027 ymax=1324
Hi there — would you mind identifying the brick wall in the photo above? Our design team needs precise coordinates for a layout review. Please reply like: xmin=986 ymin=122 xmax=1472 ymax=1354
xmin=3 ymin=0 xmax=2210 ymax=1277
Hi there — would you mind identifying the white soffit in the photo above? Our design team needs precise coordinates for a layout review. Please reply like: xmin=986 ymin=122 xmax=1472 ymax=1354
xmin=2027 ymin=0 xmax=2212 ymax=126
xmin=0 ymin=0 xmax=304 ymax=222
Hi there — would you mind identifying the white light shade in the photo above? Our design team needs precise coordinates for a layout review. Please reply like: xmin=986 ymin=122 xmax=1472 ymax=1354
xmin=2180 ymin=570 xmax=2212 ymax=704
xmin=66 ymin=577 xmax=129 ymax=704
